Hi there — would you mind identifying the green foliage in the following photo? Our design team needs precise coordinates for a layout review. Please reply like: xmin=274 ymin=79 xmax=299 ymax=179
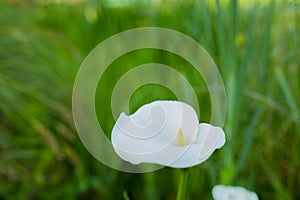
xmin=0 ymin=0 xmax=299 ymax=199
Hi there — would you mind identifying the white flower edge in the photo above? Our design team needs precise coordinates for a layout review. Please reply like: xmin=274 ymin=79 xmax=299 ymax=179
xmin=212 ymin=185 xmax=259 ymax=200
xmin=111 ymin=100 xmax=226 ymax=168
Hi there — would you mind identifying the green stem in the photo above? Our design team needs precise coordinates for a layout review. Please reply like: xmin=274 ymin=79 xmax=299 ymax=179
xmin=176 ymin=168 xmax=190 ymax=200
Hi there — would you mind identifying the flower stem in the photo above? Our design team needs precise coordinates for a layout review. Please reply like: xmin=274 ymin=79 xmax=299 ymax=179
xmin=176 ymin=168 xmax=190 ymax=200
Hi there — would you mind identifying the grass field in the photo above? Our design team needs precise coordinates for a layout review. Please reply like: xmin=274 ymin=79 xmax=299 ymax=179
xmin=0 ymin=0 xmax=300 ymax=199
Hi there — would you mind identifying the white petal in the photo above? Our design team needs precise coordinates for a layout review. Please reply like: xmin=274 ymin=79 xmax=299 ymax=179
xmin=112 ymin=119 xmax=225 ymax=168
xmin=212 ymin=185 xmax=228 ymax=200
xmin=168 ymin=124 xmax=225 ymax=168
xmin=112 ymin=100 xmax=199 ymax=155
xmin=166 ymin=144 xmax=209 ymax=168
xmin=196 ymin=123 xmax=225 ymax=160
xmin=116 ymin=104 xmax=167 ymax=139
xmin=113 ymin=142 xmax=192 ymax=166
xmin=212 ymin=185 xmax=259 ymax=200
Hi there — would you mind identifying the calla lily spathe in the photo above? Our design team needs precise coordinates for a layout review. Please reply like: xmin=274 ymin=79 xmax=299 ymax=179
xmin=212 ymin=185 xmax=259 ymax=200
xmin=111 ymin=100 xmax=225 ymax=168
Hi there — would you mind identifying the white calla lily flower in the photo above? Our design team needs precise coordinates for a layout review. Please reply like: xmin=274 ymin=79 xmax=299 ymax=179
xmin=111 ymin=100 xmax=225 ymax=168
xmin=212 ymin=185 xmax=259 ymax=200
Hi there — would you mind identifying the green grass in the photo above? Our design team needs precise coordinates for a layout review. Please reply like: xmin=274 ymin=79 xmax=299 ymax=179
xmin=0 ymin=0 xmax=300 ymax=199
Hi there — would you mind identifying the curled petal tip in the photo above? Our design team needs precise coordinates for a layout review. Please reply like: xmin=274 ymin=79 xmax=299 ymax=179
xmin=216 ymin=129 xmax=226 ymax=149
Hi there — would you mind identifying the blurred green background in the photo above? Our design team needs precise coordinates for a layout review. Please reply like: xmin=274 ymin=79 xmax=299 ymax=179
xmin=1 ymin=0 xmax=300 ymax=199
